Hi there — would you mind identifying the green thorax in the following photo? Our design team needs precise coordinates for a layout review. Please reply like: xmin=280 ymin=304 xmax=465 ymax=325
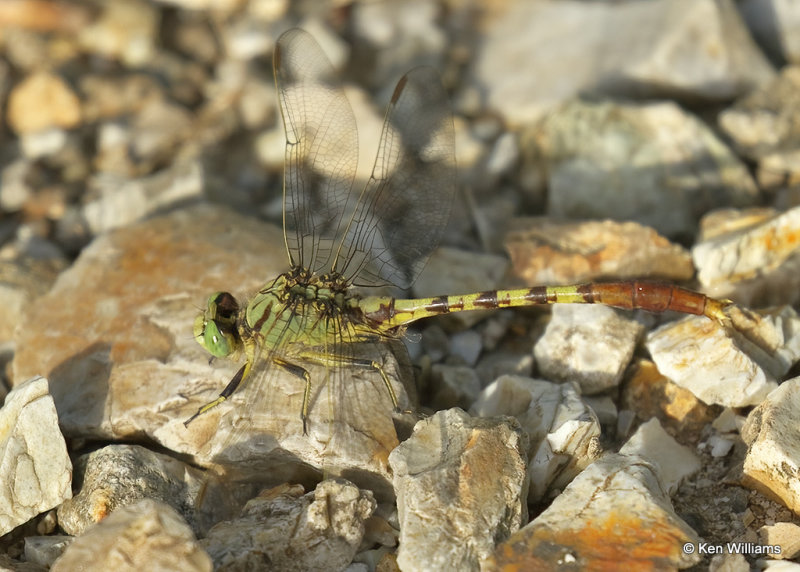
xmin=243 ymin=267 xmax=378 ymax=349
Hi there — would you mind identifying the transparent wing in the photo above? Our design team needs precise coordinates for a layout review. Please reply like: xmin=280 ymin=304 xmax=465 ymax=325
xmin=274 ymin=28 xmax=359 ymax=274
xmin=333 ymin=66 xmax=456 ymax=289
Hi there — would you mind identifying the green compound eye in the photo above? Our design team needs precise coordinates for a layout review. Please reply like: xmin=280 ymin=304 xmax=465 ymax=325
xmin=193 ymin=292 xmax=240 ymax=358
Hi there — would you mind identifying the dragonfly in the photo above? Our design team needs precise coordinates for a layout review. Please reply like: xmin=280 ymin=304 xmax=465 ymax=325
xmin=185 ymin=28 xmax=731 ymax=441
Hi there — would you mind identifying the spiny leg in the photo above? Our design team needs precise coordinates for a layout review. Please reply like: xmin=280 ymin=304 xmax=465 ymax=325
xmin=184 ymin=363 xmax=247 ymax=426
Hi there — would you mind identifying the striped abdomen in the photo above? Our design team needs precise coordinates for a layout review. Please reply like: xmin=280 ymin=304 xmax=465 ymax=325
xmin=361 ymin=281 xmax=730 ymax=332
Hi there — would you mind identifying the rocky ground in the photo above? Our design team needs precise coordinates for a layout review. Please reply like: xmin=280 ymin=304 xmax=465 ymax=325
xmin=2 ymin=0 xmax=800 ymax=570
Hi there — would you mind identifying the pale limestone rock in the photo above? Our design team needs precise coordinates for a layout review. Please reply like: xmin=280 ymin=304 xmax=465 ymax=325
xmin=471 ymin=375 xmax=601 ymax=503
xmin=489 ymin=454 xmax=700 ymax=570
xmin=619 ymin=418 xmax=701 ymax=495
xmin=57 ymin=444 xmax=226 ymax=538
xmin=742 ymin=377 xmax=800 ymax=515
xmin=6 ymin=72 xmax=81 ymax=134
xmin=693 ymin=206 xmax=800 ymax=294
xmin=389 ymin=409 xmax=527 ymax=572
xmin=535 ymin=304 xmax=644 ymax=394
xmin=24 ymin=536 xmax=73 ymax=569
xmin=646 ymin=307 xmax=800 ymax=408
xmin=474 ymin=0 xmax=773 ymax=127
xmin=0 ymin=377 xmax=72 ymax=537
xmin=202 ymin=480 xmax=375 ymax=571
xmin=521 ymin=99 xmax=759 ymax=238
xmin=759 ymin=522 xmax=800 ymax=560
xmin=505 ymin=218 xmax=695 ymax=285
xmin=51 ymin=499 xmax=212 ymax=572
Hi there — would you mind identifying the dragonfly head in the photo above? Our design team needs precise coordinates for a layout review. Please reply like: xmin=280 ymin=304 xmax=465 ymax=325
xmin=194 ymin=291 xmax=241 ymax=358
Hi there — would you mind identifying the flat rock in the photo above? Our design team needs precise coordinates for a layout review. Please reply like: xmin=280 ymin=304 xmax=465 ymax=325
xmin=12 ymin=204 xmax=413 ymax=504
xmin=389 ymin=408 xmax=528 ymax=572
xmin=473 ymin=0 xmax=774 ymax=127
xmin=505 ymin=218 xmax=695 ymax=285
xmin=521 ymin=100 xmax=759 ymax=239
xmin=470 ymin=375 xmax=601 ymax=503
xmin=0 ymin=376 xmax=71 ymax=537
xmin=742 ymin=377 xmax=800 ymax=516
xmin=202 ymin=480 xmax=375 ymax=571
xmin=51 ymin=499 xmax=212 ymax=572
xmin=488 ymin=453 xmax=701 ymax=570
xmin=534 ymin=304 xmax=644 ymax=394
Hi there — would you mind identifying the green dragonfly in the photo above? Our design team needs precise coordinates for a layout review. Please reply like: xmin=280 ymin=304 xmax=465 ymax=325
xmin=185 ymin=28 xmax=730 ymax=439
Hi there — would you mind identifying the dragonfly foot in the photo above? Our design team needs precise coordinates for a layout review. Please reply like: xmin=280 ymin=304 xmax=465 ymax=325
xmin=184 ymin=395 xmax=227 ymax=427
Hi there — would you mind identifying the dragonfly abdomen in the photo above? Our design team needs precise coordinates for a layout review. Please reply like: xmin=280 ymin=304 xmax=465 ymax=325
xmin=362 ymin=281 xmax=730 ymax=331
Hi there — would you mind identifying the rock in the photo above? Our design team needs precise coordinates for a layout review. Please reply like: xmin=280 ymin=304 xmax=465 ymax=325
xmin=429 ymin=364 xmax=482 ymax=410
xmin=448 ymin=328 xmax=483 ymax=367
xmin=350 ymin=0 xmax=446 ymax=90
xmin=0 ymin=258 xmax=64 ymax=344
xmin=718 ymin=67 xmax=800 ymax=181
xmin=740 ymin=0 xmax=800 ymax=71
xmin=741 ymin=377 xmax=800 ymax=516
xmin=82 ymin=158 xmax=204 ymax=233
xmin=413 ymin=247 xmax=509 ymax=329
xmin=6 ymin=72 xmax=81 ymax=134
xmin=473 ymin=0 xmax=774 ymax=127
xmin=534 ymin=304 xmax=644 ymax=394
xmin=57 ymin=444 xmax=226 ymax=538
xmin=489 ymin=453 xmax=701 ymax=570
xmin=759 ymin=522 xmax=800 ymax=560
xmin=23 ymin=536 xmax=72 ymax=569
xmin=0 ymin=376 xmax=72 ymax=537
xmin=693 ymin=207 xmax=800 ymax=307
xmin=505 ymin=218 xmax=695 ymax=285
xmin=522 ymin=100 xmax=759 ymax=239
xmin=621 ymin=359 xmax=718 ymax=439
xmin=77 ymin=0 xmax=159 ymax=66
xmin=202 ymin=480 xmax=375 ymax=571
xmin=389 ymin=409 xmax=527 ymax=571
xmin=646 ymin=306 xmax=800 ymax=408
xmin=619 ymin=418 xmax=701 ymax=495
xmin=51 ymin=499 xmax=212 ymax=572
xmin=12 ymin=205 xmax=414 ymax=503
xmin=471 ymin=375 xmax=601 ymax=503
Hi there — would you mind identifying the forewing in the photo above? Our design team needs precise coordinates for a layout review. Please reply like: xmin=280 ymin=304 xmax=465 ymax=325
xmin=274 ymin=28 xmax=359 ymax=274
xmin=334 ymin=66 xmax=456 ymax=289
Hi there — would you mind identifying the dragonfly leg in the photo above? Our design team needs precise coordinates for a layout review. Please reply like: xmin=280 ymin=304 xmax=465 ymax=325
xmin=298 ymin=351 xmax=400 ymax=413
xmin=272 ymin=356 xmax=313 ymax=435
xmin=184 ymin=363 xmax=247 ymax=426
xmin=349 ymin=357 xmax=400 ymax=412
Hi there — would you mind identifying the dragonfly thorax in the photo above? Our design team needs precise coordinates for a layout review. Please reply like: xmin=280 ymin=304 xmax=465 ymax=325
xmin=241 ymin=268 xmax=368 ymax=350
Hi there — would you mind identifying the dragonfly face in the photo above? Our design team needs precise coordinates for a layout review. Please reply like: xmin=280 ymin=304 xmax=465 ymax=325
xmin=194 ymin=291 xmax=241 ymax=359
